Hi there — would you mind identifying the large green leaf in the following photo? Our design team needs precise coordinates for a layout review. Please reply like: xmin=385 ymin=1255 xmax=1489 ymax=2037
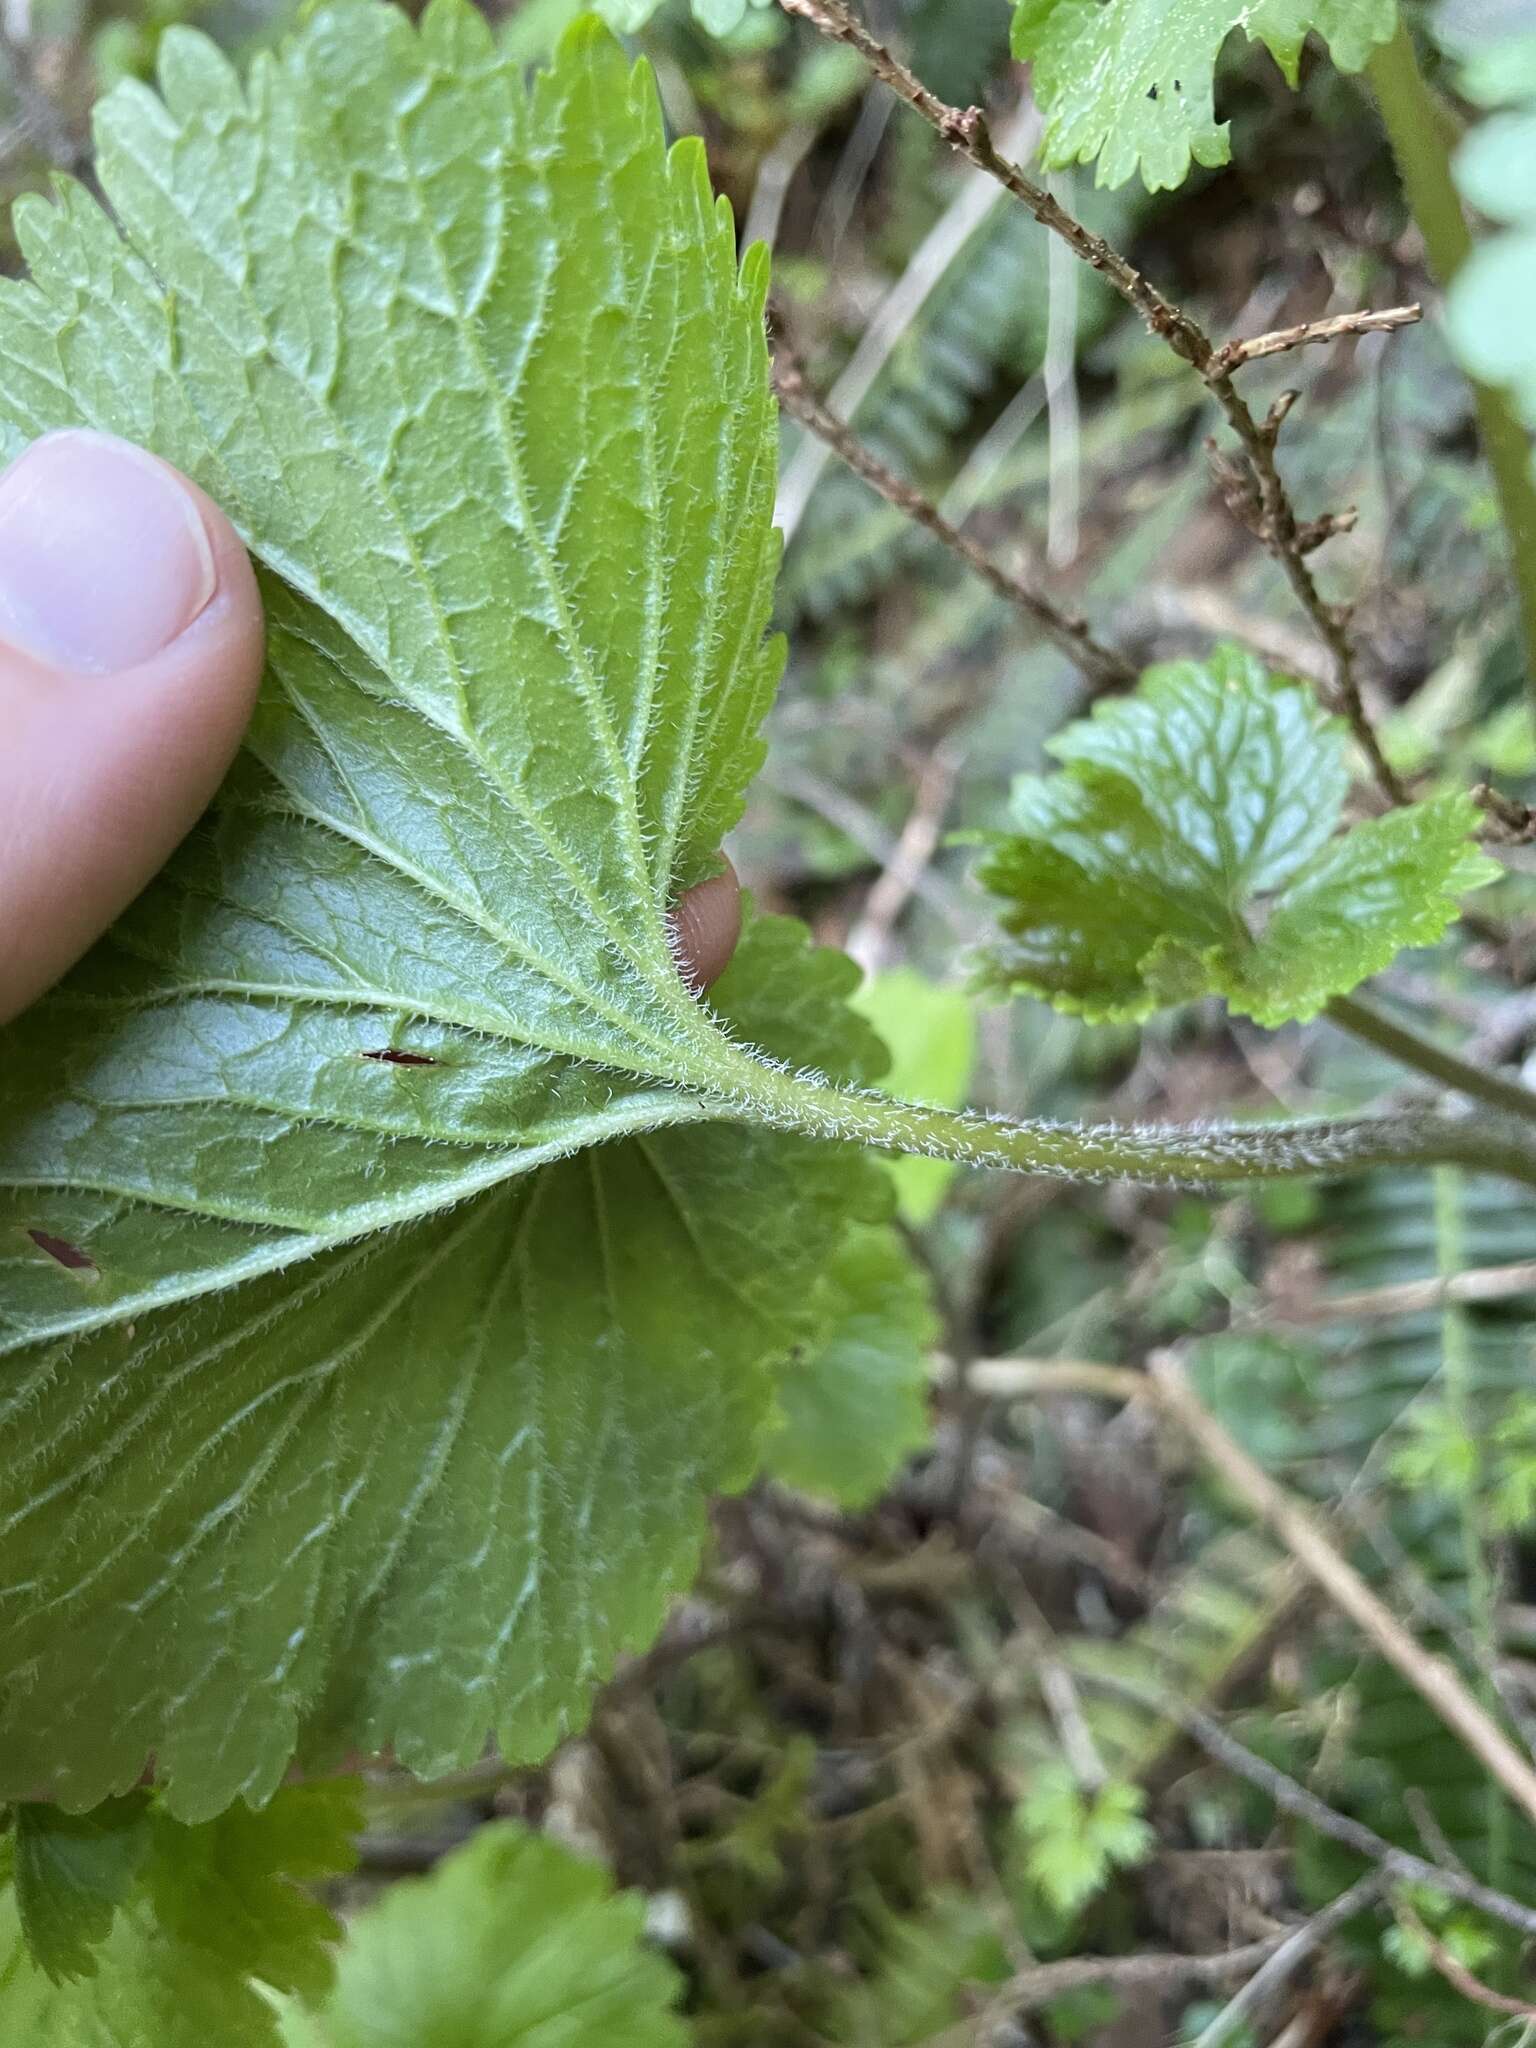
xmin=0 ymin=1784 xmax=359 ymax=2046
xmin=763 ymin=1221 xmax=936 ymax=1508
xmin=0 ymin=1 xmax=791 ymax=1342
xmin=0 ymin=912 xmax=889 ymax=1817
xmin=976 ymin=645 xmax=1497 ymax=1025
xmin=1012 ymin=0 xmax=1397 ymax=190
xmin=274 ymin=1821 xmax=685 ymax=2048
xmin=0 ymin=2 xmax=898 ymax=1816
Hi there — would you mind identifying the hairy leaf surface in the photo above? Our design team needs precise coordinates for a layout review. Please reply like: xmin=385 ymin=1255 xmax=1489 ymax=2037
xmin=0 ymin=914 xmax=888 ymax=1816
xmin=976 ymin=646 xmax=1497 ymax=1024
xmin=0 ymin=1784 xmax=358 ymax=2045
xmin=1012 ymin=0 xmax=1397 ymax=189
xmin=0 ymin=2 xmax=891 ymax=1815
xmin=0 ymin=1 xmax=783 ymax=1327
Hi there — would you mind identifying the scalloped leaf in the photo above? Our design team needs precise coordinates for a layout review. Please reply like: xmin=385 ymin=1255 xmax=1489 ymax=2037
xmin=10 ymin=1796 xmax=153 ymax=1983
xmin=1012 ymin=0 xmax=1397 ymax=191
xmin=976 ymin=645 xmax=1498 ymax=1026
xmin=0 ymin=912 xmax=891 ymax=1818
xmin=273 ymin=1821 xmax=685 ymax=2048
xmin=0 ymin=2 xmax=892 ymax=1817
xmin=0 ymin=1784 xmax=359 ymax=2045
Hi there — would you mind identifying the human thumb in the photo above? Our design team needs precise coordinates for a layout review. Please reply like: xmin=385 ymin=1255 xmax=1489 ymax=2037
xmin=0 ymin=429 xmax=264 ymax=1024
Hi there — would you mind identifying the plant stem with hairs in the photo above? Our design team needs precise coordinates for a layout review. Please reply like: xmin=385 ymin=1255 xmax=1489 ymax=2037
xmin=703 ymin=1045 xmax=1536 ymax=1193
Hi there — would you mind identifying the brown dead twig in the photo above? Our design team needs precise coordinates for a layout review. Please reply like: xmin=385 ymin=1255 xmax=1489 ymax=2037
xmin=772 ymin=357 xmax=1136 ymax=692
xmin=1149 ymin=1351 xmax=1536 ymax=1835
xmin=1252 ymin=1254 xmax=1536 ymax=1327
xmin=773 ymin=0 xmax=1412 ymax=808
xmin=1211 ymin=303 xmax=1422 ymax=372
xmin=1184 ymin=1874 xmax=1385 ymax=2048
xmin=1088 ymin=1672 xmax=1536 ymax=1943
xmin=919 ymin=1930 xmax=1296 ymax=2045
xmin=844 ymin=741 xmax=964 ymax=973
xmin=942 ymin=1352 xmax=1536 ymax=1840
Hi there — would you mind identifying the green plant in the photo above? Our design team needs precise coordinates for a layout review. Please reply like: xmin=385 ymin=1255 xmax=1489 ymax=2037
xmin=3 ymin=0 xmax=1536 ymax=2035
xmin=976 ymin=646 xmax=1497 ymax=1026
xmin=6 ymin=0 xmax=1528 ymax=1822
xmin=1191 ymin=1160 xmax=1536 ymax=2035
xmin=1013 ymin=1764 xmax=1155 ymax=1919
xmin=0 ymin=1784 xmax=360 ymax=2038
xmin=1011 ymin=0 xmax=1397 ymax=192
xmin=273 ymin=1822 xmax=688 ymax=2046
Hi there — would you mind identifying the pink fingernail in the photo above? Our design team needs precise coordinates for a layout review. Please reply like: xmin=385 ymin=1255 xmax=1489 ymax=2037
xmin=0 ymin=429 xmax=217 ymax=675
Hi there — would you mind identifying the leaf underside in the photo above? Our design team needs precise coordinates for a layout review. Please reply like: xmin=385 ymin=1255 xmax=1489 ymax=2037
xmin=1012 ymin=0 xmax=1398 ymax=190
xmin=975 ymin=644 xmax=1498 ymax=1026
xmin=0 ymin=2 xmax=890 ymax=1817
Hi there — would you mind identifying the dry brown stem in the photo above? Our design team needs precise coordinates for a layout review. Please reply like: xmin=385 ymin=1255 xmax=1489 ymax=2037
xmin=772 ymin=358 xmax=1135 ymax=690
xmin=1089 ymin=1672 xmax=1536 ymax=1940
xmin=949 ymin=1351 xmax=1536 ymax=1835
xmin=1149 ymin=1354 xmax=1536 ymax=1835
xmin=1212 ymin=302 xmax=1422 ymax=371
xmin=920 ymin=1931 xmax=1295 ymax=2044
xmin=1255 ymin=1256 xmax=1536 ymax=1326
xmin=773 ymin=0 xmax=1411 ymax=806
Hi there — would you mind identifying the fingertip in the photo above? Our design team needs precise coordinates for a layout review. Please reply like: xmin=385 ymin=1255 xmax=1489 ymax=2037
xmin=0 ymin=432 xmax=264 ymax=1023
xmin=671 ymin=857 xmax=743 ymax=994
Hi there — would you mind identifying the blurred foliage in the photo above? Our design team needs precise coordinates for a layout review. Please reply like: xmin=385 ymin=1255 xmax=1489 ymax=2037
xmin=850 ymin=968 xmax=975 ymax=1224
xmin=3 ymin=0 xmax=1536 ymax=2040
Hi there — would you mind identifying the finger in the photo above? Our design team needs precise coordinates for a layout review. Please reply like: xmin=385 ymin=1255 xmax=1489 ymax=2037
xmin=670 ymin=856 xmax=742 ymax=992
xmin=0 ymin=430 xmax=264 ymax=1025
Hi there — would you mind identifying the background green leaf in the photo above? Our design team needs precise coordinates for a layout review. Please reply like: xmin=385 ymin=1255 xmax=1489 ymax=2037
xmin=976 ymin=645 xmax=1497 ymax=1025
xmin=1447 ymin=34 xmax=1536 ymax=432
xmin=0 ymin=914 xmax=890 ymax=1817
xmin=591 ymin=0 xmax=770 ymax=37
xmin=0 ymin=1784 xmax=359 ymax=2046
xmin=851 ymin=969 xmax=975 ymax=1225
xmin=1013 ymin=0 xmax=1398 ymax=190
xmin=10 ymin=1796 xmax=152 ymax=1983
xmin=274 ymin=1821 xmax=686 ymax=2048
